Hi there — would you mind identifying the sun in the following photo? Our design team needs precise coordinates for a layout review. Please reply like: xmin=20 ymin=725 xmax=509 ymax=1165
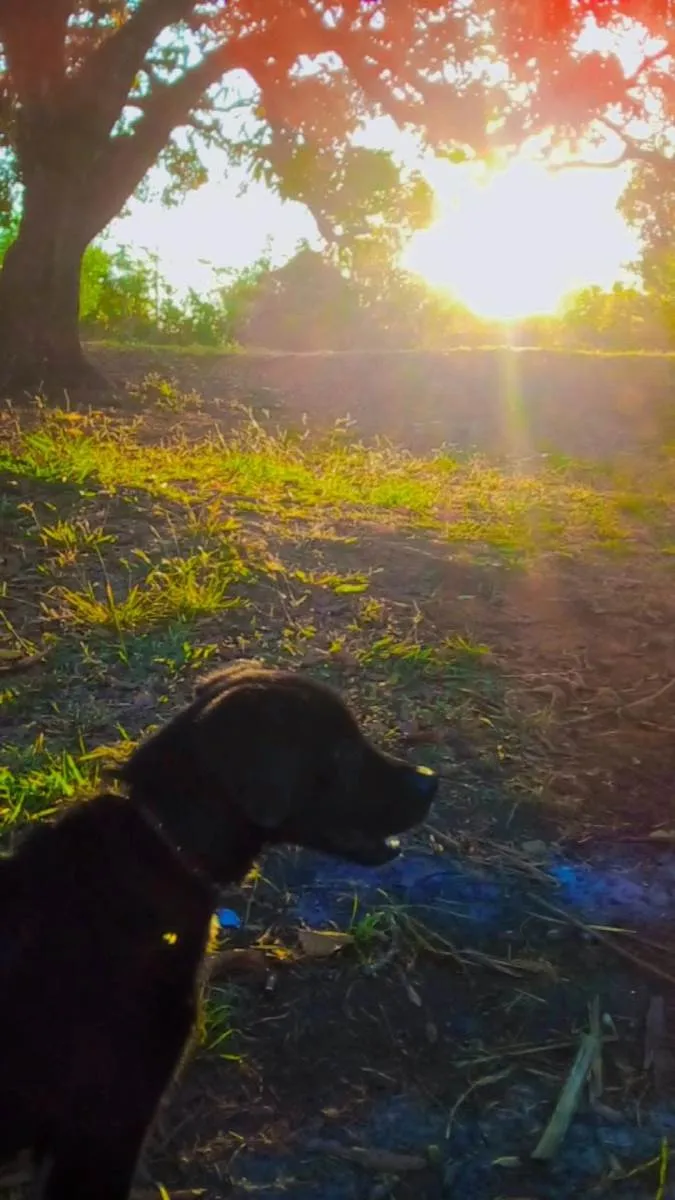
xmin=404 ymin=157 xmax=637 ymax=321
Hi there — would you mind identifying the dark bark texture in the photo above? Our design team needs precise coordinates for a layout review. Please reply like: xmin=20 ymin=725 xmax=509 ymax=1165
xmin=0 ymin=180 xmax=95 ymax=394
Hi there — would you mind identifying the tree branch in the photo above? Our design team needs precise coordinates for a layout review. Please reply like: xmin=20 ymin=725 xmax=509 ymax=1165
xmin=287 ymin=4 xmax=425 ymax=125
xmin=87 ymin=30 xmax=264 ymax=229
xmin=70 ymin=0 xmax=196 ymax=141
xmin=627 ymin=44 xmax=673 ymax=86
xmin=598 ymin=115 xmax=675 ymax=173
xmin=283 ymin=3 xmax=471 ymax=140
xmin=86 ymin=0 xmax=469 ymax=232
xmin=548 ymin=146 xmax=629 ymax=172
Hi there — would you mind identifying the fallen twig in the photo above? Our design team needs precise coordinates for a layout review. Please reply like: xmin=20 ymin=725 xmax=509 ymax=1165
xmin=0 ymin=650 xmax=48 ymax=676
xmin=644 ymin=995 xmax=674 ymax=1095
xmin=445 ymin=1068 xmax=511 ymax=1139
xmin=459 ymin=947 xmax=555 ymax=978
xmin=303 ymin=1138 xmax=427 ymax=1172
xmin=427 ymin=826 xmax=554 ymax=885
xmin=529 ymin=895 xmax=675 ymax=988
xmin=599 ymin=1151 xmax=661 ymax=1190
xmin=622 ymin=677 xmax=675 ymax=710
xmin=457 ymin=1033 xmax=618 ymax=1069
xmin=395 ymin=911 xmax=465 ymax=968
xmin=565 ymin=677 xmax=675 ymax=728
xmin=133 ymin=1191 xmax=207 ymax=1200
xmin=614 ymin=831 xmax=675 ymax=844
xmin=588 ymin=996 xmax=603 ymax=1102
xmin=644 ymin=995 xmax=666 ymax=1073
xmin=481 ymin=837 xmax=555 ymax=884
xmin=531 ymin=1030 xmax=603 ymax=1161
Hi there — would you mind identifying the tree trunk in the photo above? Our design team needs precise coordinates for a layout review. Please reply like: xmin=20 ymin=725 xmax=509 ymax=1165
xmin=0 ymin=176 xmax=105 ymax=399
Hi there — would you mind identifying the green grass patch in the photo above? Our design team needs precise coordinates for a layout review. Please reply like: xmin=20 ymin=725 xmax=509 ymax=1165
xmin=48 ymin=548 xmax=251 ymax=634
xmin=198 ymin=985 xmax=242 ymax=1060
xmin=354 ymin=633 xmax=491 ymax=677
xmin=0 ymin=741 xmax=94 ymax=827
xmin=2 ymin=402 xmax=674 ymax=848
xmin=3 ymin=411 xmax=674 ymax=563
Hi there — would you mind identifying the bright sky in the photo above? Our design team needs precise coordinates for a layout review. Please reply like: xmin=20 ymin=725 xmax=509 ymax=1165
xmin=404 ymin=155 xmax=637 ymax=319
xmin=109 ymin=18 xmax=646 ymax=322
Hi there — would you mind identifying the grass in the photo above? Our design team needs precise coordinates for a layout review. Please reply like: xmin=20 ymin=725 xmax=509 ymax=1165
xmin=88 ymin=338 xmax=239 ymax=358
xmin=3 ymin=409 xmax=675 ymax=564
xmin=23 ymin=509 xmax=117 ymax=567
xmin=89 ymin=339 xmax=675 ymax=359
xmin=198 ymin=984 xmax=242 ymax=1060
xmin=0 ymin=741 xmax=93 ymax=827
xmin=51 ymin=548 xmax=250 ymax=632
xmin=126 ymin=371 xmax=204 ymax=411
xmin=2 ymin=396 xmax=675 ymax=831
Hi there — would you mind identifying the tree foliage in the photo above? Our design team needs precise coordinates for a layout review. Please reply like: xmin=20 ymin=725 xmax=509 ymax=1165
xmin=75 ymin=239 xmax=272 ymax=345
xmin=0 ymin=0 xmax=500 ymax=243
xmin=0 ymin=1 xmax=671 ymax=237
xmin=488 ymin=1 xmax=675 ymax=177
xmin=619 ymin=161 xmax=675 ymax=339
xmin=559 ymin=281 xmax=656 ymax=347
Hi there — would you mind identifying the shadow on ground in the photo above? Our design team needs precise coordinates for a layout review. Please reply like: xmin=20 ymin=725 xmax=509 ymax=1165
xmin=153 ymin=822 xmax=675 ymax=1200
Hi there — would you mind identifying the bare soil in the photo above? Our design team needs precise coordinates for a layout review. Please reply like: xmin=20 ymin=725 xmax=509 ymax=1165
xmin=90 ymin=342 xmax=675 ymax=457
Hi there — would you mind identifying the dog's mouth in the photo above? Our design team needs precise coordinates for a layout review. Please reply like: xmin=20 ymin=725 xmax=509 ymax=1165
xmin=318 ymin=828 xmax=403 ymax=867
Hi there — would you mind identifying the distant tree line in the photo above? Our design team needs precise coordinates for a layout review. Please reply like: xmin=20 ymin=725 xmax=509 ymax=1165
xmin=1 ymin=224 xmax=672 ymax=355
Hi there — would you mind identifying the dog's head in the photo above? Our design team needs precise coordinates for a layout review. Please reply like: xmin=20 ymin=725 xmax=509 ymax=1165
xmin=120 ymin=663 xmax=437 ymax=877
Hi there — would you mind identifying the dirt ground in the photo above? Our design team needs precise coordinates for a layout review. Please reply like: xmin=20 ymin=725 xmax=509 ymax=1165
xmin=3 ymin=348 xmax=675 ymax=1199
xmin=91 ymin=342 xmax=675 ymax=457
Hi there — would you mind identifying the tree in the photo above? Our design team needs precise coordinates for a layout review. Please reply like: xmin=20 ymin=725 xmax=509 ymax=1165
xmin=0 ymin=0 xmax=484 ymax=393
xmin=560 ymin=281 xmax=656 ymax=348
xmin=499 ymin=4 xmax=675 ymax=177
xmin=0 ymin=0 xmax=670 ymax=395
xmin=255 ymin=143 xmax=435 ymax=285
xmin=241 ymin=245 xmax=362 ymax=349
xmin=619 ymin=161 xmax=675 ymax=340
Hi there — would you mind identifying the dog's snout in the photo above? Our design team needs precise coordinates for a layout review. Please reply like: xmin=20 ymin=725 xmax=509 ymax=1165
xmin=412 ymin=766 xmax=438 ymax=801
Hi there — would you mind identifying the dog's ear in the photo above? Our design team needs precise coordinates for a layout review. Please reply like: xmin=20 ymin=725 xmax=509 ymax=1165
xmin=193 ymin=711 xmax=301 ymax=830
xmin=192 ymin=669 xmax=309 ymax=830
xmin=195 ymin=660 xmax=266 ymax=699
xmin=220 ymin=749 xmax=301 ymax=829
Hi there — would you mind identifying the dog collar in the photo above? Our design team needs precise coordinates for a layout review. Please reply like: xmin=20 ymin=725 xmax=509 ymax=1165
xmin=137 ymin=803 xmax=216 ymax=894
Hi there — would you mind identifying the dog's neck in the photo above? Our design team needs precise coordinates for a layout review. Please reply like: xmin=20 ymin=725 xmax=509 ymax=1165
xmin=132 ymin=791 xmax=265 ymax=891
xmin=136 ymin=804 xmax=218 ymax=893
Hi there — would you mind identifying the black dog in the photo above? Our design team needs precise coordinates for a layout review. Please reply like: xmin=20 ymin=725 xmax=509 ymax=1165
xmin=0 ymin=663 xmax=437 ymax=1200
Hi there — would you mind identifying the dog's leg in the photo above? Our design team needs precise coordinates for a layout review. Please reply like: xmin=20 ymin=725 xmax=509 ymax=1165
xmin=38 ymin=1130 xmax=146 ymax=1200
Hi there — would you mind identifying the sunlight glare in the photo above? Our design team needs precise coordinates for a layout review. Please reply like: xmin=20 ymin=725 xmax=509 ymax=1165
xmin=404 ymin=157 xmax=638 ymax=321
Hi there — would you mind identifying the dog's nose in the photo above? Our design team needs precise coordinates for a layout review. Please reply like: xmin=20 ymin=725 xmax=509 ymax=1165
xmin=413 ymin=766 xmax=438 ymax=800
